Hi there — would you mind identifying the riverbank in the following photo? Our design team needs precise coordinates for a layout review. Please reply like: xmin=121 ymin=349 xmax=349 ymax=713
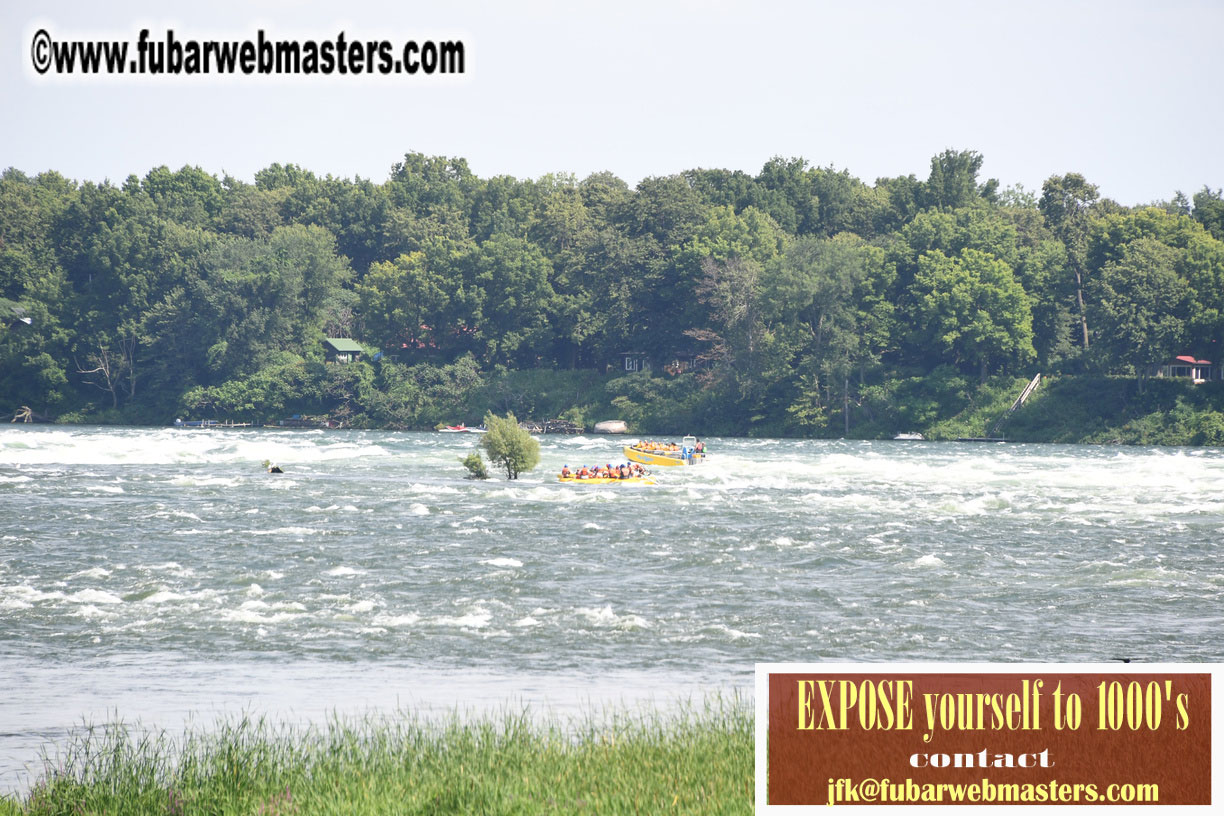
xmin=910 ymin=373 xmax=1224 ymax=445
xmin=16 ymin=362 xmax=1224 ymax=446
xmin=1 ymin=700 xmax=751 ymax=816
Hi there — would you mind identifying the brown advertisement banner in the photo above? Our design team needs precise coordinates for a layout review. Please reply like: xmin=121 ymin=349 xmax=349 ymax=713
xmin=767 ymin=671 xmax=1211 ymax=806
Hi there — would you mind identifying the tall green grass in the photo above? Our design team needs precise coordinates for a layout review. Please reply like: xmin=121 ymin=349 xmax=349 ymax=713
xmin=3 ymin=697 xmax=752 ymax=815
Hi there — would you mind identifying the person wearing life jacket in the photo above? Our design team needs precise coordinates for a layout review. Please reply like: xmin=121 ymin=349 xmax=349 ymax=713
xmin=561 ymin=465 xmax=571 ymax=478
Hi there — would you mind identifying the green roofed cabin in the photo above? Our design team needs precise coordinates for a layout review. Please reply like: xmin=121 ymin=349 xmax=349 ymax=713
xmin=323 ymin=338 xmax=364 ymax=364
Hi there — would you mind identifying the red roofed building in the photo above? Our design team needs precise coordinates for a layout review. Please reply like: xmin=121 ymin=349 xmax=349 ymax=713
xmin=1155 ymin=355 xmax=1214 ymax=383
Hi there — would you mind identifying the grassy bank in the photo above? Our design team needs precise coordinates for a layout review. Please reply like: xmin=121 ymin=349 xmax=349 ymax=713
xmin=1001 ymin=376 xmax=1224 ymax=445
xmin=2 ymin=699 xmax=752 ymax=816
xmin=24 ymin=354 xmax=1224 ymax=445
xmin=867 ymin=372 xmax=1224 ymax=446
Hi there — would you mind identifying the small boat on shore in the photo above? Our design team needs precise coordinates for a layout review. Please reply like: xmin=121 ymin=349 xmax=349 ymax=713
xmin=173 ymin=418 xmax=256 ymax=428
xmin=439 ymin=424 xmax=487 ymax=433
xmin=624 ymin=436 xmax=706 ymax=466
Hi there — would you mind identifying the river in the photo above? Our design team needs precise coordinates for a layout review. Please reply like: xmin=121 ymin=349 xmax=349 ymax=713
xmin=2 ymin=426 xmax=1222 ymax=790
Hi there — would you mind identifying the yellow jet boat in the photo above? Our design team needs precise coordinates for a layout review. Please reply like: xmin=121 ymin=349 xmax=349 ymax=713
xmin=624 ymin=436 xmax=706 ymax=467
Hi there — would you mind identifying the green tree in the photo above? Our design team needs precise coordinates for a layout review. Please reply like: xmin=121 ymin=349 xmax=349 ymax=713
xmin=1084 ymin=205 xmax=1224 ymax=358
xmin=460 ymin=450 xmax=489 ymax=479
xmin=1013 ymin=239 xmax=1076 ymax=368
xmin=1086 ymin=237 xmax=1190 ymax=386
xmin=753 ymin=156 xmax=820 ymax=235
xmin=0 ymin=170 xmax=76 ymax=413
xmin=479 ymin=411 xmax=540 ymax=479
xmin=687 ymin=255 xmax=767 ymax=396
xmin=808 ymin=166 xmax=887 ymax=239
xmin=356 ymin=251 xmax=450 ymax=352
xmin=197 ymin=224 xmax=353 ymax=378
xmin=924 ymin=149 xmax=995 ymax=210
xmin=1191 ymin=187 xmax=1224 ymax=241
xmin=1040 ymin=173 xmax=1100 ymax=350
xmin=908 ymin=249 xmax=1035 ymax=382
xmin=763 ymin=234 xmax=889 ymax=431
xmin=468 ymin=234 xmax=556 ymax=366
xmin=141 ymin=165 xmax=225 ymax=226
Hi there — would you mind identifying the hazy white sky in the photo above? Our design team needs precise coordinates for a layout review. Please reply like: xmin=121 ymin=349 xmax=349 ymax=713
xmin=4 ymin=0 xmax=1222 ymax=205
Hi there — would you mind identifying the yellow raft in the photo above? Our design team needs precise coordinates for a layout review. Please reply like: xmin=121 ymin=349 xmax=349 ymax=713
xmin=558 ymin=475 xmax=656 ymax=485
xmin=623 ymin=435 xmax=705 ymax=467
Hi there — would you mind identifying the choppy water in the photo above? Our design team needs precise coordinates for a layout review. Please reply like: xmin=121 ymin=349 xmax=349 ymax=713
xmin=2 ymin=427 xmax=1223 ymax=789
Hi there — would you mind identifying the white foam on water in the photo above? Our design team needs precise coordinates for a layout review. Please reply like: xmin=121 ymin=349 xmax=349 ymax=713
xmin=2 ymin=585 xmax=66 ymax=604
xmin=371 ymin=612 xmax=420 ymax=627
xmin=68 ymin=588 xmax=123 ymax=604
xmin=250 ymin=527 xmax=317 ymax=536
xmin=71 ymin=604 xmax=112 ymax=619
xmin=913 ymin=554 xmax=945 ymax=567
xmin=702 ymin=624 xmax=760 ymax=640
xmin=0 ymin=426 xmax=400 ymax=467
xmin=169 ymin=476 xmax=242 ymax=488
xmin=222 ymin=608 xmax=303 ymax=625
xmin=481 ymin=558 xmax=523 ymax=568
xmin=67 ymin=567 xmax=112 ymax=580
xmin=142 ymin=563 xmax=194 ymax=577
xmin=576 ymin=605 xmax=650 ymax=630
xmin=408 ymin=504 xmax=430 ymax=515
xmin=142 ymin=590 xmax=186 ymax=604
xmin=151 ymin=509 xmax=203 ymax=521
xmin=406 ymin=483 xmax=462 ymax=495
xmin=434 ymin=607 xmax=492 ymax=628
xmin=325 ymin=566 xmax=363 ymax=577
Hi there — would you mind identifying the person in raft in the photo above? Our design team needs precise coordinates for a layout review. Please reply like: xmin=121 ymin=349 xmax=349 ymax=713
xmin=561 ymin=463 xmax=646 ymax=479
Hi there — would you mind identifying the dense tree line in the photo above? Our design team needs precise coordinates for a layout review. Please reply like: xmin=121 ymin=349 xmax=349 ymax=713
xmin=2 ymin=150 xmax=1223 ymax=435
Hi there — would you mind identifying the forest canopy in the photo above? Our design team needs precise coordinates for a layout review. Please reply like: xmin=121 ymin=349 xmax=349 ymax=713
xmin=2 ymin=150 xmax=1222 ymax=436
